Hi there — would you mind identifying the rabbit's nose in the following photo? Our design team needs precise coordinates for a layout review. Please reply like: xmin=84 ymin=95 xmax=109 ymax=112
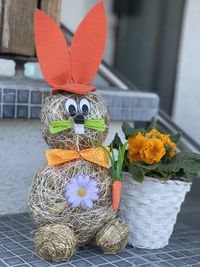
xmin=74 ymin=114 xmax=84 ymax=124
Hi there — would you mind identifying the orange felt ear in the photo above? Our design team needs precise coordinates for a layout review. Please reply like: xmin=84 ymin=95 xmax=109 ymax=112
xmin=34 ymin=9 xmax=71 ymax=87
xmin=70 ymin=1 xmax=107 ymax=85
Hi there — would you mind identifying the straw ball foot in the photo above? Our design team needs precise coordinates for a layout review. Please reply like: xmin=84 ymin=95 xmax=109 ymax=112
xmin=96 ymin=218 xmax=129 ymax=254
xmin=34 ymin=223 xmax=77 ymax=261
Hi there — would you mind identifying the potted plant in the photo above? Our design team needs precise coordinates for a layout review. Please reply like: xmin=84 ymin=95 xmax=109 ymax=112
xmin=110 ymin=119 xmax=200 ymax=249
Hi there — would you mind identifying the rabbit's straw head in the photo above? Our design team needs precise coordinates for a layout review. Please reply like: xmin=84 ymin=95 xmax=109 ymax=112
xmin=41 ymin=92 xmax=109 ymax=150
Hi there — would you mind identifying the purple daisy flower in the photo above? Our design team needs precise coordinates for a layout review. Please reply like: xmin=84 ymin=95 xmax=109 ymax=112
xmin=65 ymin=174 xmax=99 ymax=209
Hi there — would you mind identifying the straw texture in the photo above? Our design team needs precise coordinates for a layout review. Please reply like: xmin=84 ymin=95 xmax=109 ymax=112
xmin=96 ymin=218 xmax=129 ymax=254
xmin=34 ymin=224 xmax=77 ymax=261
xmin=28 ymin=159 xmax=115 ymax=246
xmin=28 ymin=91 xmax=129 ymax=260
xmin=41 ymin=92 xmax=109 ymax=150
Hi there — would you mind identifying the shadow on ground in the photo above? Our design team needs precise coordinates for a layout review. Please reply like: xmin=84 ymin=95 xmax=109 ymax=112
xmin=178 ymin=177 xmax=200 ymax=229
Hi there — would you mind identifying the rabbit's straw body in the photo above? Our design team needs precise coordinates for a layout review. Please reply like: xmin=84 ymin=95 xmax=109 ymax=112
xmin=28 ymin=2 xmax=128 ymax=261
xmin=28 ymin=159 xmax=114 ymax=246
xmin=28 ymin=92 xmax=128 ymax=260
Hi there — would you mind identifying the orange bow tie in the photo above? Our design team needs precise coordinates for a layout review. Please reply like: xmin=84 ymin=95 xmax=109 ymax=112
xmin=46 ymin=147 xmax=110 ymax=169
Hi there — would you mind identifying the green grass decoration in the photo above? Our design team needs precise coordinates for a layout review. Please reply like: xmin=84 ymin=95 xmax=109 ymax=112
xmin=99 ymin=137 xmax=127 ymax=180
xmin=49 ymin=118 xmax=106 ymax=134
xmin=84 ymin=119 xmax=106 ymax=132
xmin=50 ymin=120 xmax=74 ymax=134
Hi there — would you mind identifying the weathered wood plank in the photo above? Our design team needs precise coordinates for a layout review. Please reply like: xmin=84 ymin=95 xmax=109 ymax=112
xmin=0 ymin=0 xmax=62 ymax=56
xmin=0 ymin=0 xmax=37 ymax=56
xmin=40 ymin=0 xmax=62 ymax=25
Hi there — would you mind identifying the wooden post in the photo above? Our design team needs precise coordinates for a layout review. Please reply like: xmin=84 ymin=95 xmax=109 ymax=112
xmin=0 ymin=0 xmax=62 ymax=56
xmin=40 ymin=0 xmax=62 ymax=25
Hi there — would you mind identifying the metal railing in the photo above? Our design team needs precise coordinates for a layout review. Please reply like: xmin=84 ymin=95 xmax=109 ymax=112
xmin=62 ymin=25 xmax=200 ymax=153
xmin=1 ymin=24 xmax=199 ymax=153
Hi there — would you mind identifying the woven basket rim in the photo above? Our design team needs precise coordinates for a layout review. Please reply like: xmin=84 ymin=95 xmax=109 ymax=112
xmin=123 ymin=171 xmax=192 ymax=187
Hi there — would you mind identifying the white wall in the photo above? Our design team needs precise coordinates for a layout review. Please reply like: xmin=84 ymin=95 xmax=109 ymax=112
xmin=173 ymin=0 xmax=200 ymax=144
xmin=0 ymin=120 xmax=46 ymax=215
xmin=61 ymin=0 xmax=116 ymax=65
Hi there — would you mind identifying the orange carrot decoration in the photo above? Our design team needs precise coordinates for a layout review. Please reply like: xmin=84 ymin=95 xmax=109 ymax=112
xmin=112 ymin=181 xmax=122 ymax=211
xmin=99 ymin=136 xmax=127 ymax=211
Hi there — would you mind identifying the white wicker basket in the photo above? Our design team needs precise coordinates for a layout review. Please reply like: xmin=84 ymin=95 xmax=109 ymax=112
xmin=119 ymin=173 xmax=191 ymax=249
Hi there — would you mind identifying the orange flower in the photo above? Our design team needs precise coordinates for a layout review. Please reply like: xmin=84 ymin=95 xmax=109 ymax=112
xmin=161 ymin=135 xmax=176 ymax=159
xmin=146 ymin=129 xmax=176 ymax=159
xmin=169 ymin=142 xmax=176 ymax=158
xmin=141 ymin=138 xmax=166 ymax=164
xmin=146 ymin=129 xmax=163 ymax=139
xmin=128 ymin=133 xmax=148 ymax=163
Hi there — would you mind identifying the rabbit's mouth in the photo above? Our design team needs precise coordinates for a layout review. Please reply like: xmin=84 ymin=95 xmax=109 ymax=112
xmin=74 ymin=123 xmax=85 ymax=134
xmin=74 ymin=114 xmax=85 ymax=134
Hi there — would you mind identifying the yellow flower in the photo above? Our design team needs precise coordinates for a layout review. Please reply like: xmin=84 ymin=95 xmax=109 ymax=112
xmin=141 ymin=138 xmax=166 ymax=164
xmin=161 ymin=135 xmax=176 ymax=159
xmin=146 ymin=129 xmax=163 ymax=139
xmin=146 ymin=129 xmax=176 ymax=159
xmin=128 ymin=129 xmax=175 ymax=164
xmin=128 ymin=133 xmax=148 ymax=163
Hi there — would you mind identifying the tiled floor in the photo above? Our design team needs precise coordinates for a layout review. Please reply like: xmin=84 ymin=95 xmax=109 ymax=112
xmin=0 ymin=213 xmax=200 ymax=267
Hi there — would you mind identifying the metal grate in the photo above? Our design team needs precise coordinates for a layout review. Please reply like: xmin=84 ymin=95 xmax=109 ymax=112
xmin=0 ymin=213 xmax=200 ymax=266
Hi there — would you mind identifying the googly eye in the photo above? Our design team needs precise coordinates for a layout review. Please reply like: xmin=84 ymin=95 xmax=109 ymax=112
xmin=79 ymin=99 xmax=90 ymax=115
xmin=65 ymin=99 xmax=78 ymax=116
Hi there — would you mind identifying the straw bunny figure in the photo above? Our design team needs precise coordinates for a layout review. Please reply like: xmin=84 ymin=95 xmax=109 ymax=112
xmin=28 ymin=2 xmax=129 ymax=262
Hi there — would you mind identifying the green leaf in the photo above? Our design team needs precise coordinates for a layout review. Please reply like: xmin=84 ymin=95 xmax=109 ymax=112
xmin=175 ymin=152 xmax=200 ymax=161
xmin=109 ymin=133 xmax=123 ymax=149
xmin=128 ymin=163 xmax=144 ymax=183
xmin=98 ymin=144 xmax=116 ymax=177
xmin=159 ymin=155 xmax=200 ymax=180
xmin=122 ymin=122 xmax=145 ymax=138
xmin=162 ymin=144 xmax=172 ymax=163
xmin=122 ymin=122 xmax=135 ymax=138
xmin=147 ymin=117 xmax=157 ymax=131
xmin=181 ymin=160 xmax=200 ymax=174
xmin=136 ymin=162 xmax=159 ymax=171
xmin=170 ymin=132 xmax=181 ymax=144
xmin=152 ymin=163 xmax=170 ymax=179
xmin=123 ymin=150 xmax=129 ymax=171
xmin=98 ymin=142 xmax=127 ymax=181
xmin=115 ymin=142 xmax=127 ymax=180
